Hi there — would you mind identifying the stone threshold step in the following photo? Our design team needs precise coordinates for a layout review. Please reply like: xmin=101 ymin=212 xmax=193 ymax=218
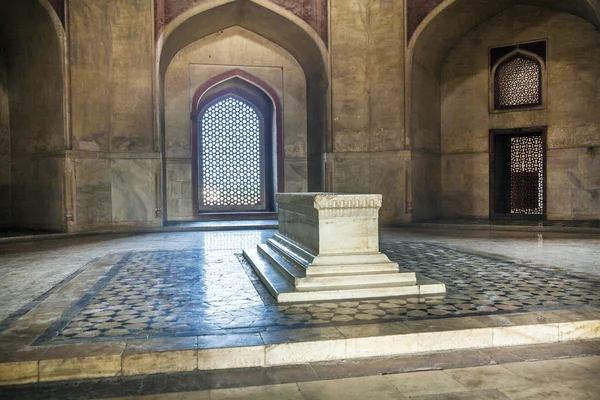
xmin=3 ymin=343 xmax=600 ymax=399
xmin=1 ymin=308 xmax=598 ymax=386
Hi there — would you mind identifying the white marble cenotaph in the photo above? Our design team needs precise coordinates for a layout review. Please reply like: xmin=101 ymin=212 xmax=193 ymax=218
xmin=243 ymin=193 xmax=446 ymax=303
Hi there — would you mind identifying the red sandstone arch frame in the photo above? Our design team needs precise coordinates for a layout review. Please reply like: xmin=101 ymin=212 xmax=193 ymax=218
xmin=404 ymin=0 xmax=600 ymax=221
xmin=155 ymin=0 xmax=330 ymax=223
xmin=189 ymin=69 xmax=284 ymax=215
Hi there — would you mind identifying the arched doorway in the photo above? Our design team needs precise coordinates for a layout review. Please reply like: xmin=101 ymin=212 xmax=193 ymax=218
xmin=157 ymin=0 xmax=329 ymax=223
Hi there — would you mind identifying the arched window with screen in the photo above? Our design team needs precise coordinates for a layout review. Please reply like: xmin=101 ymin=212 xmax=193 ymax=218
xmin=493 ymin=52 xmax=543 ymax=110
xmin=200 ymin=96 xmax=267 ymax=211
xmin=191 ymin=73 xmax=282 ymax=215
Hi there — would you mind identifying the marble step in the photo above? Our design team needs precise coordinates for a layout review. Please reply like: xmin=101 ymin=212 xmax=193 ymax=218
xmin=296 ymin=271 xmax=417 ymax=289
xmin=243 ymin=248 xmax=445 ymax=303
xmin=257 ymin=244 xmax=306 ymax=284
xmin=3 ymin=308 xmax=599 ymax=385
xmin=296 ymin=279 xmax=420 ymax=291
xmin=277 ymin=283 xmax=438 ymax=303
xmin=258 ymin=244 xmax=416 ymax=289
xmin=243 ymin=248 xmax=296 ymax=301
xmin=266 ymin=237 xmax=402 ymax=277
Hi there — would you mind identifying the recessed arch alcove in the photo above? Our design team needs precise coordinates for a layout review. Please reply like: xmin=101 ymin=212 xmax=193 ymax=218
xmin=190 ymin=70 xmax=283 ymax=215
xmin=406 ymin=0 xmax=600 ymax=222
xmin=157 ymin=0 xmax=329 ymax=222
xmin=0 ymin=0 xmax=68 ymax=231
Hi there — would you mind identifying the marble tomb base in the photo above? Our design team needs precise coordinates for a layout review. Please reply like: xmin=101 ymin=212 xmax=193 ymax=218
xmin=243 ymin=193 xmax=446 ymax=302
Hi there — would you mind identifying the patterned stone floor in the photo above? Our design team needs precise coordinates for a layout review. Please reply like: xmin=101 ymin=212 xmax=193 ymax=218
xmin=30 ymin=235 xmax=600 ymax=345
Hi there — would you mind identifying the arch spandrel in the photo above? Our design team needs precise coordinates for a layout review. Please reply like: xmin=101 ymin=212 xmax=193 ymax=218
xmin=408 ymin=0 xmax=599 ymax=44
xmin=158 ymin=0 xmax=329 ymax=86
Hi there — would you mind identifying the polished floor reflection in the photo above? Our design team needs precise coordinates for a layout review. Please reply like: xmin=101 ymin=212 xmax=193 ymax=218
xmin=2 ymin=230 xmax=592 ymax=345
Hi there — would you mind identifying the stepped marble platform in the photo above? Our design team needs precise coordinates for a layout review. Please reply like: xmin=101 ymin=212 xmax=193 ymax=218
xmin=243 ymin=193 xmax=445 ymax=302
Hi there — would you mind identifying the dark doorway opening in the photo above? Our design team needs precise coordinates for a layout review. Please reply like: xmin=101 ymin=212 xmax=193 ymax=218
xmin=490 ymin=127 xmax=547 ymax=220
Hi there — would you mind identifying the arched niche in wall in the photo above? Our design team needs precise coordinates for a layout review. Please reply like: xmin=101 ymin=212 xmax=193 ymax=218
xmin=189 ymin=70 xmax=284 ymax=216
xmin=157 ymin=0 xmax=329 ymax=222
xmin=0 ymin=0 xmax=68 ymax=231
xmin=405 ymin=0 xmax=600 ymax=222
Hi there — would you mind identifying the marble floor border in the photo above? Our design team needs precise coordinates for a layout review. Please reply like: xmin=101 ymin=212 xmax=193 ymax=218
xmin=32 ymin=253 xmax=134 ymax=346
xmin=1 ymin=307 xmax=598 ymax=386
xmin=1 ymin=341 xmax=599 ymax=400
xmin=0 ymin=256 xmax=106 ymax=333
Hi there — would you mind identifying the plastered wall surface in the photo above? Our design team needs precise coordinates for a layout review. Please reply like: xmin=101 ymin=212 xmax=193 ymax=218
xmin=441 ymin=5 xmax=600 ymax=220
xmin=69 ymin=0 xmax=160 ymax=231
xmin=0 ymin=52 xmax=9 ymax=226
xmin=164 ymin=27 xmax=307 ymax=220
xmin=329 ymin=0 xmax=409 ymax=224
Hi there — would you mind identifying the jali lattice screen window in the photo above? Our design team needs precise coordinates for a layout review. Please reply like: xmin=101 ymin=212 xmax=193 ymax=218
xmin=200 ymin=96 xmax=265 ymax=211
xmin=510 ymin=135 xmax=544 ymax=215
xmin=495 ymin=56 xmax=542 ymax=109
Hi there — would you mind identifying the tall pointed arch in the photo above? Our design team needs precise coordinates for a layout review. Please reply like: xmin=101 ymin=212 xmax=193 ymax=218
xmin=156 ymin=0 xmax=329 ymax=220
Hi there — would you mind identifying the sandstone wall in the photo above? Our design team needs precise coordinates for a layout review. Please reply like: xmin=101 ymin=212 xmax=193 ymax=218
xmin=68 ymin=0 xmax=160 ymax=231
xmin=164 ymin=27 xmax=307 ymax=221
xmin=328 ymin=0 xmax=409 ymax=223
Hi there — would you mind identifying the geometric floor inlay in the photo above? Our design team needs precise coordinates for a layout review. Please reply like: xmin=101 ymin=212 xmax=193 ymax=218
xmin=34 ymin=241 xmax=600 ymax=345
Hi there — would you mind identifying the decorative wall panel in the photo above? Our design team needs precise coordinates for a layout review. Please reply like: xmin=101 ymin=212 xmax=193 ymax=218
xmin=155 ymin=0 xmax=328 ymax=44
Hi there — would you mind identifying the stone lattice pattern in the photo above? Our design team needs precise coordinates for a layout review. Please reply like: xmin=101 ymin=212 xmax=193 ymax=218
xmin=37 ymin=241 xmax=600 ymax=344
xmin=510 ymin=135 xmax=544 ymax=214
xmin=495 ymin=56 xmax=541 ymax=108
xmin=201 ymin=97 xmax=262 ymax=208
